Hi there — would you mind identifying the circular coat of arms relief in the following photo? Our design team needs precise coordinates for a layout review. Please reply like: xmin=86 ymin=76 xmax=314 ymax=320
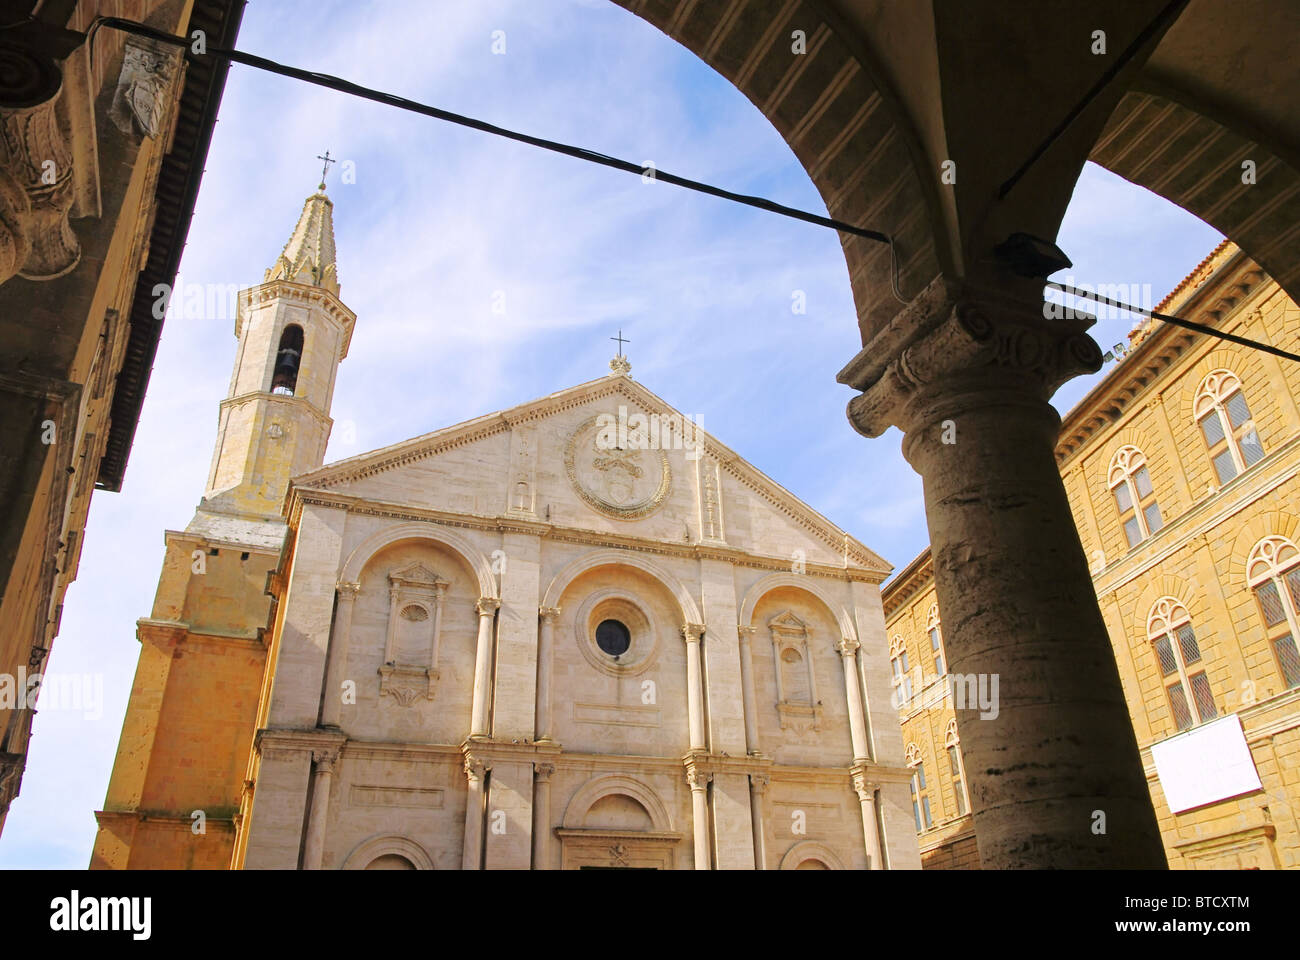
xmin=564 ymin=414 xmax=671 ymax=520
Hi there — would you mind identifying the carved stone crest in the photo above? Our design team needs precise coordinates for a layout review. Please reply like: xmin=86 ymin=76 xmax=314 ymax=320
xmin=564 ymin=413 xmax=670 ymax=520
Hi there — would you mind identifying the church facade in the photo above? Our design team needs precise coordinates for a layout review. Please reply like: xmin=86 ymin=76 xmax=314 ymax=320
xmin=93 ymin=186 xmax=919 ymax=870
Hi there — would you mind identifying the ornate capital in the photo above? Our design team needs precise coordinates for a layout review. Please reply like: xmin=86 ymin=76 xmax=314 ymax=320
xmin=539 ymin=606 xmax=562 ymax=624
xmin=837 ymin=637 xmax=860 ymax=656
xmin=750 ymin=773 xmax=770 ymax=796
xmin=686 ymin=766 xmax=712 ymax=791
xmin=737 ymin=625 xmax=756 ymax=644
xmin=534 ymin=761 xmax=555 ymax=782
xmin=337 ymin=580 xmax=361 ymax=599
xmin=839 ymin=281 xmax=1101 ymax=439
xmin=681 ymin=623 xmax=705 ymax=644
xmin=464 ymin=754 xmax=487 ymax=782
xmin=851 ymin=766 xmax=880 ymax=803
xmin=476 ymin=597 xmax=501 ymax=617
xmin=312 ymin=749 xmax=339 ymax=773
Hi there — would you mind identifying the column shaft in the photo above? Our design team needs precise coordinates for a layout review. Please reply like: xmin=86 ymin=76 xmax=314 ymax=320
xmin=320 ymin=585 xmax=358 ymax=727
xmin=302 ymin=756 xmax=335 ymax=869
xmin=470 ymin=598 xmax=499 ymax=739
xmin=737 ymin=628 xmax=760 ymax=755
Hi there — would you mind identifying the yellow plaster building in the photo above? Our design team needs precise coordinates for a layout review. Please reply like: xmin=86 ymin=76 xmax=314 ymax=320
xmin=883 ymin=241 xmax=1300 ymax=870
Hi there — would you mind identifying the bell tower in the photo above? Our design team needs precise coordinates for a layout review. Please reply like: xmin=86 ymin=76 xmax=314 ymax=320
xmin=202 ymin=184 xmax=355 ymax=519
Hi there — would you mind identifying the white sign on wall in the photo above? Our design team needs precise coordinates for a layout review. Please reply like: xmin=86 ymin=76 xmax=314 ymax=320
xmin=1149 ymin=713 xmax=1262 ymax=813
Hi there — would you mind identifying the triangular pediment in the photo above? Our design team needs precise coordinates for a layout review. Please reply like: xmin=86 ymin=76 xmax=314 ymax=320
xmin=389 ymin=561 xmax=442 ymax=585
xmin=291 ymin=372 xmax=891 ymax=577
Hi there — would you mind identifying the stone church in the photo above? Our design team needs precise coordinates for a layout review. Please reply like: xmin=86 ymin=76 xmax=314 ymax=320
xmin=92 ymin=186 xmax=919 ymax=870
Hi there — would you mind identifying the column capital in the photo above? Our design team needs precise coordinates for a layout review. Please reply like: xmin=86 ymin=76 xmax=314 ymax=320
xmin=534 ymin=761 xmax=555 ymax=782
xmin=737 ymin=624 xmax=756 ymax=642
xmin=681 ymin=623 xmax=705 ymax=644
xmin=837 ymin=637 xmax=860 ymax=656
xmin=476 ymin=597 xmax=501 ymax=616
xmin=336 ymin=581 xmax=361 ymax=598
xmin=750 ymin=773 xmax=770 ymax=795
xmin=850 ymin=767 xmax=879 ymax=802
xmin=839 ymin=281 xmax=1101 ymax=439
xmin=686 ymin=766 xmax=712 ymax=792
xmin=312 ymin=748 xmax=340 ymax=772
xmin=463 ymin=753 xmax=488 ymax=782
xmin=539 ymin=606 xmax=561 ymax=623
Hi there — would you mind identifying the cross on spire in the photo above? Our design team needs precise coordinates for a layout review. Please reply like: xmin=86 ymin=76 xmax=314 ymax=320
xmin=316 ymin=150 xmax=336 ymax=190
xmin=610 ymin=329 xmax=630 ymax=357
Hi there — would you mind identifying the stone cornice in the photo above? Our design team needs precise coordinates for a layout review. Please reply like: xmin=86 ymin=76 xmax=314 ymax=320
xmin=880 ymin=546 xmax=935 ymax=618
xmin=163 ymin=527 xmax=285 ymax=557
xmin=253 ymin=727 xmax=347 ymax=760
xmin=288 ymin=486 xmax=890 ymax=584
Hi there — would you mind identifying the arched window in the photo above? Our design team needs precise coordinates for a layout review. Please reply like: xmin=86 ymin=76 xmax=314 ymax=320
xmin=1246 ymin=537 xmax=1300 ymax=690
xmin=944 ymin=719 xmax=968 ymax=816
xmin=1147 ymin=597 xmax=1215 ymax=732
xmin=271 ymin=324 xmax=304 ymax=396
xmin=1108 ymin=445 xmax=1162 ymax=547
xmin=926 ymin=603 xmax=946 ymax=675
xmin=905 ymin=742 xmax=932 ymax=831
xmin=1194 ymin=370 xmax=1264 ymax=485
xmin=890 ymin=635 xmax=912 ymax=706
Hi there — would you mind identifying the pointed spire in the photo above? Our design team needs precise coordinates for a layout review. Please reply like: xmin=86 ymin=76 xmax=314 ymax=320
xmin=265 ymin=187 xmax=340 ymax=297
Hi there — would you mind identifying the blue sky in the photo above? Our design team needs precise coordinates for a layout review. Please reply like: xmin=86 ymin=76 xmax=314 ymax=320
xmin=1 ymin=0 xmax=1221 ymax=868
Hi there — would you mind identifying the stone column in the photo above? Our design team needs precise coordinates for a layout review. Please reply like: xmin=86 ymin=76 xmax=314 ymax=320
xmin=320 ymin=582 xmax=359 ymax=727
xmin=462 ymin=754 xmax=487 ymax=870
xmin=749 ymin=773 xmax=769 ymax=869
xmin=839 ymin=284 xmax=1164 ymax=868
xmin=686 ymin=763 xmax=712 ymax=870
xmin=532 ymin=762 xmax=554 ymax=869
xmin=682 ymin=624 xmax=707 ymax=752
xmin=302 ymin=750 xmax=338 ymax=869
xmin=535 ymin=607 xmax=560 ymax=742
xmin=838 ymin=638 xmax=869 ymax=762
xmin=737 ymin=626 xmax=760 ymax=755
xmin=469 ymin=598 xmax=500 ymax=739
xmin=851 ymin=766 xmax=883 ymax=870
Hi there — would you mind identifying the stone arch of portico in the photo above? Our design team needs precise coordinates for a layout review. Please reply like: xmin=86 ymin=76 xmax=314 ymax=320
xmin=340 ymin=521 xmax=498 ymax=598
xmin=562 ymin=774 xmax=674 ymax=833
xmin=738 ymin=573 xmax=857 ymax=643
xmin=542 ymin=549 xmax=701 ymax=624
xmin=779 ymin=840 xmax=846 ymax=871
xmin=341 ymin=834 xmax=434 ymax=870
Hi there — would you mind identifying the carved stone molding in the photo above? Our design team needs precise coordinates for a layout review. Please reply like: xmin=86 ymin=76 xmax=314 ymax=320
xmin=840 ymin=282 xmax=1102 ymax=439
xmin=378 ymin=665 xmax=439 ymax=706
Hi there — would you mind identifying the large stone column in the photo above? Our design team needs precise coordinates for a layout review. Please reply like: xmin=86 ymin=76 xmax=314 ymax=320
xmin=535 ymin=607 xmax=560 ymax=742
xmin=838 ymin=638 xmax=870 ymax=762
xmin=840 ymin=284 xmax=1165 ymax=868
xmin=469 ymin=598 xmax=500 ymax=739
xmin=320 ymin=582 xmax=359 ymax=727
xmin=749 ymin=773 xmax=769 ymax=869
xmin=462 ymin=753 xmax=487 ymax=870
xmin=737 ymin=626 xmax=760 ymax=755
xmin=686 ymin=762 xmax=711 ymax=869
xmin=682 ymin=624 xmax=706 ymax=752
xmin=851 ymin=765 xmax=883 ymax=870
xmin=532 ymin=761 xmax=554 ymax=869
xmin=302 ymin=749 xmax=338 ymax=870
